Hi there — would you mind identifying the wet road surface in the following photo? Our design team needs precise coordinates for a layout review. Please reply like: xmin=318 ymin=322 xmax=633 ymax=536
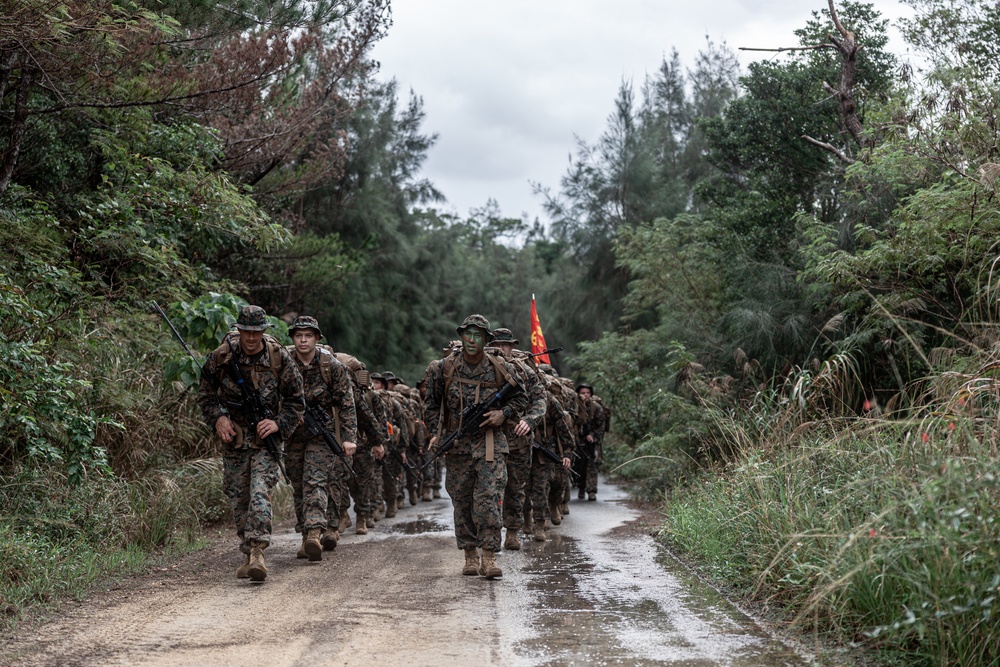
xmin=3 ymin=478 xmax=807 ymax=666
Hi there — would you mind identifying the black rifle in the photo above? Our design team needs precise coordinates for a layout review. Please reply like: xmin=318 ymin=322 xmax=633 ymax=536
xmin=532 ymin=439 xmax=580 ymax=478
xmin=224 ymin=340 xmax=291 ymax=484
xmin=529 ymin=346 xmax=563 ymax=357
xmin=303 ymin=403 xmax=358 ymax=478
xmin=423 ymin=381 xmax=521 ymax=469
xmin=385 ymin=436 xmax=415 ymax=471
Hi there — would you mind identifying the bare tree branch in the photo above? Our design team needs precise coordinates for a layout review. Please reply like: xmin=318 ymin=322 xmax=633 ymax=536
xmin=802 ymin=134 xmax=855 ymax=164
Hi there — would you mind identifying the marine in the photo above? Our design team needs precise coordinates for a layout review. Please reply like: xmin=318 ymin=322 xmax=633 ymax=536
xmin=197 ymin=305 xmax=304 ymax=582
xmin=424 ymin=314 xmax=527 ymax=578
xmin=284 ymin=316 xmax=358 ymax=561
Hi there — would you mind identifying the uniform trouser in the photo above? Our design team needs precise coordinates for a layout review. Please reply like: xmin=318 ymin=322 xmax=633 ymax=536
xmin=527 ymin=451 xmax=554 ymax=524
xmin=223 ymin=446 xmax=279 ymax=554
xmin=325 ymin=456 xmax=352 ymax=524
xmin=502 ymin=445 xmax=531 ymax=530
xmin=573 ymin=452 xmax=600 ymax=494
xmin=285 ymin=437 xmax=337 ymax=533
xmin=550 ymin=465 xmax=570 ymax=509
xmin=445 ymin=452 xmax=507 ymax=551
xmin=347 ymin=448 xmax=378 ymax=517
xmin=382 ymin=454 xmax=402 ymax=506
xmin=405 ymin=447 xmax=421 ymax=495
xmin=423 ymin=455 xmax=441 ymax=490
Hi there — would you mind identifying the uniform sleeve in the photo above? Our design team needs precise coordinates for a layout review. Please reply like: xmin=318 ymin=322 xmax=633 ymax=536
xmin=591 ymin=401 xmax=606 ymax=443
xmin=500 ymin=359 xmax=529 ymax=418
xmin=423 ymin=361 xmax=445 ymax=438
xmin=197 ymin=351 xmax=227 ymax=428
xmin=370 ymin=393 xmax=391 ymax=448
xmin=518 ymin=363 xmax=547 ymax=429
xmin=276 ymin=347 xmax=305 ymax=441
xmin=551 ymin=396 xmax=575 ymax=457
xmin=330 ymin=362 xmax=358 ymax=444
xmin=393 ymin=400 xmax=409 ymax=445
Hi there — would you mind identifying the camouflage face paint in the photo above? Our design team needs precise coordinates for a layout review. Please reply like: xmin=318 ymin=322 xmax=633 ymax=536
xmin=461 ymin=327 xmax=486 ymax=358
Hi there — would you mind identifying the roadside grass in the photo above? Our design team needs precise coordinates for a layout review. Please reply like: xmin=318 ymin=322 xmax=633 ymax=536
xmin=0 ymin=459 xmax=226 ymax=632
xmin=655 ymin=376 xmax=1000 ymax=666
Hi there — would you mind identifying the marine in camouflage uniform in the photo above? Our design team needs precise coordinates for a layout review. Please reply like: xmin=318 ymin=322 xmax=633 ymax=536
xmin=575 ymin=382 xmax=607 ymax=500
xmin=420 ymin=342 xmax=461 ymax=500
xmin=526 ymin=375 xmax=574 ymax=542
xmin=373 ymin=373 xmax=409 ymax=519
xmin=490 ymin=329 xmax=546 ymax=551
xmin=285 ymin=316 xmax=358 ymax=561
xmin=337 ymin=359 xmax=388 ymax=536
xmin=424 ymin=314 xmax=527 ymax=579
xmin=197 ymin=305 xmax=304 ymax=582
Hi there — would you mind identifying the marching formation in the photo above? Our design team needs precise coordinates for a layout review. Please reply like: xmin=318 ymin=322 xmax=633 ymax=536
xmin=195 ymin=306 xmax=609 ymax=582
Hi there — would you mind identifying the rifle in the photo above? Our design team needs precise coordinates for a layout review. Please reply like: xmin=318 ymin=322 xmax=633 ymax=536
xmin=423 ymin=381 xmax=521 ymax=469
xmin=530 ymin=346 xmax=563 ymax=357
xmin=303 ymin=403 xmax=358 ymax=478
xmin=531 ymin=439 xmax=579 ymax=478
xmin=223 ymin=340 xmax=291 ymax=484
xmin=153 ymin=301 xmax=291 ymax=485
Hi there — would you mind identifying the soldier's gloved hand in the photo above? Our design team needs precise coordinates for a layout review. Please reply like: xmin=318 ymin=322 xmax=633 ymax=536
xmin=343 ymin=440 xmax=357 ymax=457
xmin=256 ymin=418 xmax=279 ymax=440
xmin=372 ymin=445 xmax=385 ymax=460
xmin=514 ymin=419 xmax=532 ymax=437
xmin=215 ymin=415 xmax=237 ymax=443
xmin=480 ymin=409 xmax=505 ymax=428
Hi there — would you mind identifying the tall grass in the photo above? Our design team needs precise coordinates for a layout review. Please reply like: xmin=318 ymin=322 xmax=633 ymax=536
xmin=657 ymin=350 xmax=1000 ymax=665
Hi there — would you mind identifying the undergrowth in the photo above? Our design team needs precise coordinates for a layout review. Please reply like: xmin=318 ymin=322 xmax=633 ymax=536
xmin=653 ymin=351 xmax=1000 ymax=666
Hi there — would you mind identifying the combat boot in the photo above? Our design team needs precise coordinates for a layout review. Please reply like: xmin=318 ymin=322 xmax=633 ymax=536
xmin=296 ymin=536 xmax=308 ymax=559
xmin=479 ymin=549 xmax=502 ymax=579
xmin=304 ymin=528 xmax=323 ymax=562
xmin=462 ymin=548 xmax=480 ymax=576
xmin=385 ymin=500 xmax=397 ymax=518
xmin=247 ymin=542 xmax=267 ymax=582
xmin=408 ymin=487 xmax=418 ymax=506
xmin=321 ymin=529 xmax=339 ymax=551
xmin=578 ymin=488 xmax=585 ymax=500
xmin=533 ymin=524 xmax=546 ymax=542
xmin=561 ymin=502 xmax=570 ymax=516
xmin=397 ymin=496 xmax=406 ymax=511
xmin=550 ymin=504 xmax=562 ymax=525
xmin=588 ymin=492 xmax=597 ymax=501
xmin=433 ymin=488 xmax=441 ymax=499
xmin=355 ymin=514 xmax=368 ymax=535
xmin=422 ymin=488 xmax=432 ymax=502
xmin=366 ymin=514 xmax=375 ymax=528
xmin=236 ymin=553 xmax=251 ymax=579
xmin=339 ymin=508 xmax=352 ymax=532
xmin=504 ymin=531 xmax=521 ymax=551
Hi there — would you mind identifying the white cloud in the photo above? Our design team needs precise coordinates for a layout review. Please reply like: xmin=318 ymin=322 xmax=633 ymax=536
xmin=372 ymin=0 xmax=914 ymax=221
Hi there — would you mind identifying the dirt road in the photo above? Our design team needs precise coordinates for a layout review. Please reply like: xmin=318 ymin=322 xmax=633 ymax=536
xmin=3 ymin=480 xmax=807 ymax=666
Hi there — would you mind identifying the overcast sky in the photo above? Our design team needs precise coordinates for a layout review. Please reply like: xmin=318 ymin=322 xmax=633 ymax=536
xmin=370 ymin=1 xmax=914 ymax=223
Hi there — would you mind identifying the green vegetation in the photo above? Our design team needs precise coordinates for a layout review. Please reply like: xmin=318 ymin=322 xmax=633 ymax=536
xmin=560 ymin=2 xmax=1000 ymax=664
xmin=4 ymin=1 xmax=1000 ymax=663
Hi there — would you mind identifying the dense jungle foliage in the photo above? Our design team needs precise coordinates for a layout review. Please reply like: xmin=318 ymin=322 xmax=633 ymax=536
xmin=2 ymin=1 xmax=999 ymax=663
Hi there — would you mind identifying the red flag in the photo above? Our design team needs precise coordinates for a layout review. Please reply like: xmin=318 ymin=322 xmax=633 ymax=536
xmin=530 ymin=295 xmax=551 ymax=365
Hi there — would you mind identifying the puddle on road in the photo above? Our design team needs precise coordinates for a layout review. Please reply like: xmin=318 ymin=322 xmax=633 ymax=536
xmin=507 ymin=499 xmax=807 ymax=667
xmin=388 ymin=518 xmax=451 ymax=535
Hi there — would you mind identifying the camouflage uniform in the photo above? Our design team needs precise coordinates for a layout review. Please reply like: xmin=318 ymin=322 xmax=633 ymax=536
xmin=424 ymin=317 xmax=527 ymax=553
xmin=334 ymin=355 xmax=388 ymax=528
xmin=490 ymin=332 xmax=546 ymax=537
xmin=527 ymin=383 xmax=574 ymax=530
xmin=574 ymin=384 xmax=607 ymax=498
xmin=285 ymin=338 xmax=358 ymax=534
xmin=198 ymin=309 xmax=304 ymax=556
xmin=377 ymin=387 xmax=409 ymax=515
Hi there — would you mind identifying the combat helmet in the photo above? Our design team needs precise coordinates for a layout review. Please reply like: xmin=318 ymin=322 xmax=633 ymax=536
xmin=289 ymin=315 xmax=322 ymax=338
xmin=235 ymin=305 xmax=272 ymax=332
xmin=456 ymin=314 xmax=494 ymax=341
xmin=491 ymin=328 xmax=519 ymax=345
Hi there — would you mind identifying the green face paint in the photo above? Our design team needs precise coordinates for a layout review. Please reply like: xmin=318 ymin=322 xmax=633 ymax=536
xmin=461 ymin=327 xmax=486 ymax=358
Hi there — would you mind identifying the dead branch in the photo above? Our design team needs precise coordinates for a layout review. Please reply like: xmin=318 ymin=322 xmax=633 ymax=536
xmin=802 ymin=134 xmax=855 ymax=164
